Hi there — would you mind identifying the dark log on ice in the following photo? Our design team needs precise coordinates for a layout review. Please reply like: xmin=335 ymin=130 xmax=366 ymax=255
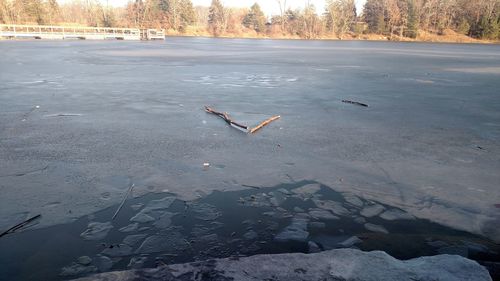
xmin=204 ymin=106 xmax=249 ymax=130
xmin=342 ymin=100 xmax=368 ymax=107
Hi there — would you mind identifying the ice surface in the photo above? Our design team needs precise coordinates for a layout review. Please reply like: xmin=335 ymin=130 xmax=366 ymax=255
xmin=60 ymin=263 xmax=97 ymax=277
xmin=274 ymin=218 xmax=309 ymax=242
xmin=152 ymin=212 xmax=175 ymax=229
xmin=191 ymin=203 xmax=221 ymax=221
xmin=95 ymin=255 xmax=113 ymax=272
xmin=312 ymin=199 xmax=350 ymax=216
xmin=122 ymin=234 xmax=147 ymax=247
xmin=1 ymin=39 xmax=500 ymax=244
xmin=338 ymin=236 xmax=363 ymax=248
xmin=364 ymin=223 xmax=389 ymax=234
xmin=360 ymin=204 xmax=385 ymax=218
xmin=308 ymin=209 xmax=339 ymax=220
xmin=307 ymin=241 xmax=321 ymax=253
xmin=101 ymin=244 xmax=133 ymax=257
xmin=243 ymin=230 xmax=258 ymax=240
xmin=76 ymin=256 xmax=92 ymax=266
xmin=379 ymin=209 xmax=415 ymax=221
xmin=119 ymin=223 xmax=139 ymax=233
xmin=135 ymin=232 xmax=188 ymax=254
xmin=127 ymin=256 xmax=147 ymax=269
xmin=142 ymin=197 xmax=175 ymax=212
xmin=292 ymin=184 xmax=321 ymax=196
xmin=308 ymin=221 xmax=326 ymax=229
xmin=343 ymin=194 xmax=364 ymax=207
xmin=80 ymin=222 xmax=113 ymax=241
xmin=129 ymin=212 xmax=155 ymax=223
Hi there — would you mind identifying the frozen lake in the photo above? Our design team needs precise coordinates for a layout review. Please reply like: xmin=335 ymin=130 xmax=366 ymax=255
xmin=0 ymin=38 xmax=499 ymax=280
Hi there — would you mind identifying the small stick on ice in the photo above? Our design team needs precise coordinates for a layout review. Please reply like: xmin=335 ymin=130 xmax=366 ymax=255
xmin=112 ymin=183 xmax=135 ymax=220
xmin=249 ymin=115 xmax=281 ymax=134
xmin=0 ymin=214 xmax=41 ymax=238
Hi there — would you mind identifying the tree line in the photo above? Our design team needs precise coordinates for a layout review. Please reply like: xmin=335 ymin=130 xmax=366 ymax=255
xmin=0 ymin=0 xmax=498 ymax=40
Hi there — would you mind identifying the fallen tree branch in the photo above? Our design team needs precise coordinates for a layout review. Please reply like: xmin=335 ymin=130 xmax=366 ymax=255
xmin=0 ymin=214 xmax=41 ymax=238
xmin=342 ymin=100 xmax=368 ymax=107
xmin=249 ymin=115 xmax=281 ymax=134
xmin=205 ymin=106 xmax=248 ymax=130
xmin=112 ymin=183 xmax=135 ymax=220
xmin=0 ymin=165 xmax=48 ymax=178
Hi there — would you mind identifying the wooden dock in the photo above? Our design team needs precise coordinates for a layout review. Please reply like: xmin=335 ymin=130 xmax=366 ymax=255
xmin=0 ymin=24 xmax=165 ymax=41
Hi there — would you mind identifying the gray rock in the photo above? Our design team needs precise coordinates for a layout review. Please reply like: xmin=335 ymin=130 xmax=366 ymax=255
xmin=364 ymin=223 xmax=389 ymax=234
xmin=80 ymin=222 xmax=113 ymax=241
xmin=360 ymin=204 xmax=385 ymax=218
xmin=73 ymin=248 xmax=492 ymax=281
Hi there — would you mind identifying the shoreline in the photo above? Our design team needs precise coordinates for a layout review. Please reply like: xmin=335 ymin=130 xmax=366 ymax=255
xmin=1 ymin=29 xmax=497 ymax=44
xmin=1 ymin=35 xmax=498 ymax=45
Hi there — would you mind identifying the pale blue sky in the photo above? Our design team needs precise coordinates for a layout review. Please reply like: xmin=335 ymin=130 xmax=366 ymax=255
xmin=90 ymin=0 xmax=367 ymax=15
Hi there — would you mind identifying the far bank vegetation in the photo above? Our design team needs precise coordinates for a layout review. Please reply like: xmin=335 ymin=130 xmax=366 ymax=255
xmin=0 ymin=0 xmax=498 ymax=42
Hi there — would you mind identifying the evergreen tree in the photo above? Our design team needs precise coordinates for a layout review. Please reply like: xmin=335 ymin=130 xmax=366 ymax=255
xmin=456 ymin=19 xmax=470 ymax=35
xmin=208 ymin=0 xmax=225 ymax=36
xmin=481 ymin=15 xmax=499 ymax=39
xmin=405 ymin=0 xmax=419 ymax=38
xmin=363 ymin=0 xmax=386 ymax=33
xmin=242 ymin=3 xmax=266 ymax=32
xmin=179 ymin=0 xmax=196 ymax=28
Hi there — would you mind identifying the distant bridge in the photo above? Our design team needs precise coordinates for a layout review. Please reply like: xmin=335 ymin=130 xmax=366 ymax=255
xmin=0 ymin=24 xmax=165 ymax=40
